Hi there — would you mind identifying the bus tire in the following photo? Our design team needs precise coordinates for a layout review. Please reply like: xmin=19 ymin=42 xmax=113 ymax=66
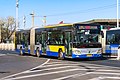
xmin=58 ymin=48 xmax=64 ymax=60
xmin=20 ymin=46 xmax=23 ymax=55
xmin=36 ymin=47 xmax=40 ymax=57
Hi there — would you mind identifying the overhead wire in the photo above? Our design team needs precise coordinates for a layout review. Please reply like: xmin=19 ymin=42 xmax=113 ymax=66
xmin=35 ymin=3 xmax=120 ymax=17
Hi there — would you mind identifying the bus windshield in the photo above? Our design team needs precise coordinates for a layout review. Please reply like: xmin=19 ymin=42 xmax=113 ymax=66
xmin=74 ymin=30 xmax=99 ymax=44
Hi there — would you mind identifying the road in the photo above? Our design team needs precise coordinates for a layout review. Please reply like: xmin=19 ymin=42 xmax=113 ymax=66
xmin=0 ymin=51 xmax=120 ymax=80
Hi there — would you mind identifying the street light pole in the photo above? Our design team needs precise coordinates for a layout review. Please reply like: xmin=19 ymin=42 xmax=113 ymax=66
xmin=23 ymin=15 xmax=26 ymax=28
xmin=30 ymin=11 xmax=35 ymax=28
xmin=16 ymin=0 xmax=19 ymax=30
xmin=0 ymin=24 xmax=1 ymax=43
xmin=13 ymin=0 xmax=19 ymax=49
xmin=30 ymin=11 xmax=35 ymax=55
xmin=43 ymin=16 xmax=46 ymax=27
xmin=117 ymin=0 xmax=119 ymax=28
xmin=117 ymin=0 xmax=120 ymax=60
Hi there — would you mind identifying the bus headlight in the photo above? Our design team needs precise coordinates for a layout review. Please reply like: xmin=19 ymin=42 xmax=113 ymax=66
xmin=73 ymin=50 xmax=81 ymax=55
xmin=97 ymin=49 xmax=101 ymax=54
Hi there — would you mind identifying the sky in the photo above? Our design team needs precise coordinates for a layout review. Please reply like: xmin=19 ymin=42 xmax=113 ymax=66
xmin=0 ymin=0 xmax=119 ymax=29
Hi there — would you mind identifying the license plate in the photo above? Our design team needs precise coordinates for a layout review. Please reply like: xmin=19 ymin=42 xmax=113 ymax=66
xmin=87 ymin=54 xmax=92 ymax=57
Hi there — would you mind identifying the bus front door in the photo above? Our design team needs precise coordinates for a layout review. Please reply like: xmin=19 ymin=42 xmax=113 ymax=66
xmin=64 ymin=31 xmax=72 ymax=57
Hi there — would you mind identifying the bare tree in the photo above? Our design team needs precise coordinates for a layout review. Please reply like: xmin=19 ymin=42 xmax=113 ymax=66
xmin=0 ymin=16 xmax=16 ymax=43
xmin=0 ymin=18 xmax=5 ymax=43
xmin=7 ymin=16 xmax=16 ymax=40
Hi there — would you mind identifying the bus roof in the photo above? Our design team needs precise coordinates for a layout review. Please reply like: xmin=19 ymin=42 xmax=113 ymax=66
xmin=109 ymin=27 xmax=120 ymax=30
xmin=45 ymin=23 xmax=73 ymax=28
xmin=16 ymin=29 xmax=30 ymax=34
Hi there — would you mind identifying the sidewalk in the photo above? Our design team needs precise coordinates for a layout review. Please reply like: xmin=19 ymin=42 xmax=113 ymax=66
xmin=0 ymin=50 xmax=18 ymax=54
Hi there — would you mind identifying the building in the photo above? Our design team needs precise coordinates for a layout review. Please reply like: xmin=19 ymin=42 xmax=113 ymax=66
xmin=77 ymin=19 xmax=120 ymax=29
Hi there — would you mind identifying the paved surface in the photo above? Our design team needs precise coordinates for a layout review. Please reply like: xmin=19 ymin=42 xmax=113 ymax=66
xmin=0 ymin=50 xmax=120 ymax=80
xmin=1 ymin=58 xmax=120 ymax=80
xmin=0 ymin=52 xmax=48 ymax=80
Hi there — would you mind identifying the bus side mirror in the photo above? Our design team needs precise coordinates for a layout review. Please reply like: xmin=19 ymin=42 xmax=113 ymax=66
xmin=118 ymin=46 xmax=120 ymax=49
xmin=100 ymin=31 xmax=104 ymax=38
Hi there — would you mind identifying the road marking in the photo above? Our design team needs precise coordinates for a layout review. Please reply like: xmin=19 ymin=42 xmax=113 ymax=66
xmin=53 ymin=70 xmax=120 ymax=80
xmin=47 ymin=62 xmax=119 ymax=69
xmin=26 ymin=66 xmax=80 ymax=73
xmin=26 ymin=67 xmax=95 ymax=74
xmin=40 ymin=63 xmax=106 ymax=69
xmin=3 ymin=68 xmax=84 ymax=80
xmin=1 ymin=58 xmax=120 ymax=80
xmin=101 ymin=76 xmax=120 ymax=79
xmin=52 ymin=73 xmax=83 ymax=80
xmin=1 ymin=59 xmax=50 ymax=80
xmin=47 ymin=61 xmax=62 ymax=64
xmin=89 ymin=76 xmax=105 ymax=80
xmin=97 ymin=69 xmax=120 ymax=72
xmin=53 ymin=72 xmax=92 ymax=80
xmin=30 ymin=59 xmax=50 ymax=71
xmin=92 ymin=72 xmax=120 ymax=75
xmin=89 ymin=76 xmax=120 ymax=80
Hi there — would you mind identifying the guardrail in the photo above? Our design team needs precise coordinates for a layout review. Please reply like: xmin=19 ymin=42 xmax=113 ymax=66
xmin=0 ymin=43 xmax=15 ymax=51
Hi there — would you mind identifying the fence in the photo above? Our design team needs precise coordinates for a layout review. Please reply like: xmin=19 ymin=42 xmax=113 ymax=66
xmin=0 ymin=43 xmax=15 ymax=51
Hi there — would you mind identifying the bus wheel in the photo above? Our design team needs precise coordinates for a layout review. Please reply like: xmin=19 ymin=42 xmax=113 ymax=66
xmin=58 ymin=48 xmax=64 ymax=60
xmin=20 ymin=46 xmax=23 ymax=55
xmin=36 ymin=47 xmax=40 ymax=57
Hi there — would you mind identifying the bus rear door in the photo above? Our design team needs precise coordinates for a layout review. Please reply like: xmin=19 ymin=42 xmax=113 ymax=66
xmin=41 ymin=31 xmax=47 ymax=54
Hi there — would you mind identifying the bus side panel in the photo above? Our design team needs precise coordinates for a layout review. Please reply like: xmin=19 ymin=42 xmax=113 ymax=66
xmin=16 ymin=44 xmax=23 ymax=54
xmin=28 ymin=45 xmax=30 ymax=54
xmin=46 ymin=51 xmax=58 ymax=57
xmin=16 ymin=44 xmax=30 ymax=54
xmin=72 ymin=54 xmax=87 ymax=58
xmin=106 ymin=44 xmax=119 ymax=56
xmin=34 ymin=44 xmax=42 ymax=55
xmin=105 ymin=45 xmax=111 ymax=54
xmin=46 ymin=45 xmax=65 ymax=57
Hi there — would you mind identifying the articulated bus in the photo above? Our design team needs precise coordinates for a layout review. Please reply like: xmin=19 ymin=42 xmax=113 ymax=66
xmin=15 ymin=29 xmax=30 ymax=55
xmin=102 ymin=28 xmax=120 ymax=57
xmin=35 ymin=23 xmax=102 ymax=59
xmin=16 ymin=23 xmax=102 ymax=59
xmin=15 ymin=27 xmax=46 ymax=56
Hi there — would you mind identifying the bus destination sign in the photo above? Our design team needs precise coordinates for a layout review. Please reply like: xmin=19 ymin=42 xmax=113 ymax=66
xmin=78 ymin=26 xmax=98 ymax=29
